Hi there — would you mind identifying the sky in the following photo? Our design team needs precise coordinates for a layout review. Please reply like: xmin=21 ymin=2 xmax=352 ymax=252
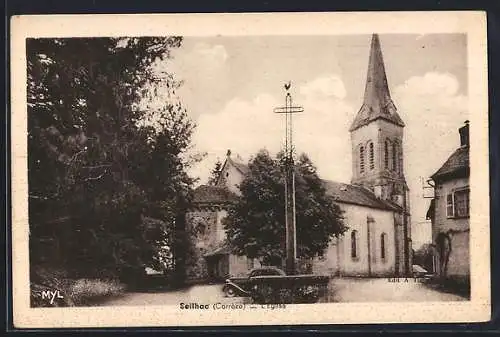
xmin=160 ymin=34 xmax=468 ymax=249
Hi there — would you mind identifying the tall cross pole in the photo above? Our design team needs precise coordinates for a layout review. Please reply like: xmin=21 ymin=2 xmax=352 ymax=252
xmin=273 ymin=82 xmax=304 ymax=275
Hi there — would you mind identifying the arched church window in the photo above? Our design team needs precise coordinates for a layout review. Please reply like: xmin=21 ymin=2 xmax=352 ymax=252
xmin=384 ymin=140 xmax=390 ymax=170
xmin=392 ymin=142 xmax=398 ymax=173
xmin=351 ymin=230 xmax=358 ymax=259
xmin=194 ymin=223 xmax=206 ymax=236
xmin=359 ymin=146 xmax=365 ymax=174
xmin=380 ymin=233 xmax=387 ymax=259
xmin=398 ymin=148 xmax=403 ymax=175
xmin=369 ymin=142 xmax=375 ymax=170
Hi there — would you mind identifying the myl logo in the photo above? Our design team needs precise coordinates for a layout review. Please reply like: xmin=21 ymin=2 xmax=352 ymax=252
xmin=41 ymin=290 xmax=64 ymax=304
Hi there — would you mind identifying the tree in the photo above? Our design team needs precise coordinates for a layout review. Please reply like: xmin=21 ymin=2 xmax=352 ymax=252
xmin=223 ymin=149 xmax=346 ymax=266
xmin=413 ymin=243 xmax=434 ymax=273
xmin=27 ymin=37 xmax=196 ymax=278
xmin=207 ymin=159 xmax=223 ymax=185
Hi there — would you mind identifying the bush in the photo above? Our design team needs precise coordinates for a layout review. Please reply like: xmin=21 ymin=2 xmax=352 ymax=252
xmin=425 ymin=275 xmax=470 ymax=299
xmin=68 ymin=279 xmax=125 ymax=306
xmin=31 ymin=282 xmax=75 ymax=307
xmin=30 ymin=267 xmax=126 ymax=307
xmin=249 ymin=275 xmax=329 ymax=304
xmin=30 ymin=267 xmax=75 ymax=307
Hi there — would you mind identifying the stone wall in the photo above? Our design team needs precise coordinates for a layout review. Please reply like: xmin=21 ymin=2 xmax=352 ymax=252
xmin=185 ymin=210 xmax=219 ymax=281
xmin=329 ymin=203 xmax=396 ymax=277
xmin=229 ymin=255 xmax=249 ymax=277
xmin=432 ymin=177 xmax=470 ymax=278
xmin=446 ymin=231 xmax=470 ymax=277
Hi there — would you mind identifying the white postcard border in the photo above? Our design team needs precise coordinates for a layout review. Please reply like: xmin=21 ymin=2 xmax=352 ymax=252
xmin=10 ymin=11 xmax=490 ymax=328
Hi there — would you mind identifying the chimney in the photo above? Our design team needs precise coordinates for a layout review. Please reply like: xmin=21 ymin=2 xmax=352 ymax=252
xmin=459 ymin=120 xmax=469 ymax=147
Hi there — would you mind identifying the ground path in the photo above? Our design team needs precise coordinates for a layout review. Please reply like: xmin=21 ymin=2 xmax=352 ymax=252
xmin=100 ymin=277 xmax=467 ymax=306
xmin=326 ymin=277 xmax=467 ymax=302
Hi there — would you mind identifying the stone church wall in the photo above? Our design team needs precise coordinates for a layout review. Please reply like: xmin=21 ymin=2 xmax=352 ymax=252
xmin=320 ymin=203 xmax=396 ymax=277
xmin=185 ymin=210 xmax=219 ymax=281
xmin=228 ymin=254 xmax=250 ymax=277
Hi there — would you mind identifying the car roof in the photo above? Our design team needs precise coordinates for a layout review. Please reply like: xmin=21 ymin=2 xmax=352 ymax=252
xmin=249 ymin=267 xmax=285 ymax=273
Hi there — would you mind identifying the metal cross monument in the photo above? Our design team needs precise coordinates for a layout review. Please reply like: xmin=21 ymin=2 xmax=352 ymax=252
xmin=273 ymin=82 xmax=304 ymax=275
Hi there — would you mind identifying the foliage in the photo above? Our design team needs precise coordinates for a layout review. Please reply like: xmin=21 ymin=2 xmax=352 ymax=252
xmin=27 ymin=37 xmax=195 ymax=280
xmin=223 ymin=149 xmax=346 ymax=265
xmin=30 ymin=265 xmax=125 ymax=307
xmin=68 ymin=278 xmax=126 ymax=306
xmin=249 ymin=275 xmax=329 ymax=304
xmin=413 ymin=243 xmax=434 ymax=273
xmin=208 ymin=159 xmax=223 ymax=185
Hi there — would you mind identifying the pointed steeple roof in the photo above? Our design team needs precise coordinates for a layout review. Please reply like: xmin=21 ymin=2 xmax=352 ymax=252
xmin=349 ymin=34 xmax=405 ymax=132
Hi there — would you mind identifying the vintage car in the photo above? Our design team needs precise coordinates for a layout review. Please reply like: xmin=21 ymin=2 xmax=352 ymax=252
xmin=222 ymin=267 xmax=286 ymax=297
xmin=120 ymin=265 xmax=171 ymax=290
xmin=412 ymin=264 xmax=433 ymax=279
xmin=222 ymin=267 xmax=329 ymax=304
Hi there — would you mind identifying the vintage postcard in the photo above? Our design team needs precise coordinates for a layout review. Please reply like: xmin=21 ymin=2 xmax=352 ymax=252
xmin=11 ymin=12 xmax=490 ymax=328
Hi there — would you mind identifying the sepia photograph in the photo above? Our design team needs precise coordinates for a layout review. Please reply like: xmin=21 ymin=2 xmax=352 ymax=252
xmin=11 ymin=12 xmax=490 ymax=327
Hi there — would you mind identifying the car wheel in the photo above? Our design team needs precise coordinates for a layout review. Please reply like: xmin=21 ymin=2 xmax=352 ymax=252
xmin=223 ymin=286 xmax=236 ymax=298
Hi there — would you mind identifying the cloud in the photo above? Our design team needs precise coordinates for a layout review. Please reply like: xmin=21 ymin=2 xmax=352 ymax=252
xmin=395 ymin=72 xmax=460 ymax=98
xmin=393 ymin=72 xmax=468 ymax=224
xmin=188 ymin=75 xmax=356 ymax=185
xmin=393 ymin=72 xmax=467 ymax=173
xmin=192 ymin=43 xmax=228 ymax=64
xmin=167 ymin=42 xmax=228 ymax=83
xmin=188 ymin=70 xmax=468 ymax=241
xmin=299 ymin=75 xmax=347 ymax=99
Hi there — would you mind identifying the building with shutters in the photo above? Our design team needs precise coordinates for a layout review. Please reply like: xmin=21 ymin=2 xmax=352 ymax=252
xmin=426 ymin=121 xmax=470 ymax=282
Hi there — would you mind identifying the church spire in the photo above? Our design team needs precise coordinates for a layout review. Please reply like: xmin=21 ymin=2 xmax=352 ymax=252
xmin=349 ymin=34 xmax=405 ymax=132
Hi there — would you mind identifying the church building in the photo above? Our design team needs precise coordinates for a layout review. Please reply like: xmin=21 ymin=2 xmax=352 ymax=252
xmin=185 ymin=34 xmax=412 ymax=282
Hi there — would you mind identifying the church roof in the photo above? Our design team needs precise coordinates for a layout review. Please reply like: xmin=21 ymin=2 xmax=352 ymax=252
xmin=208 ymin=150 xmax=400 ymax=212
xmin=230 ymin=158 xmax=250 ymax=175
xmin=430 ymin=145 xmax=470 ymax=182
xmin=204 ymin=240 xmax=231 ymax=257
xmin=192 ymin=185 xmax=239 ymax=204
xmin=322 ymin=180 xmax=401 ymax=211
xmin=215 ymin=150 xmax=249 ymax=186
xmin=349 ymin=34 xmax=405 ymax=132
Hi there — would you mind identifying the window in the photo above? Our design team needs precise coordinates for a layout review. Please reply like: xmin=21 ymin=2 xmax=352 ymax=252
xmin=351 ymin=230 xmax=358 ymax=259
xmin=194 ymin=223 xmax=206 ymax=236
xmin=446 ymin=188 xmax=470 ymax=218
xmin=455 ymin=189 xmax=470 ymax=217
xmin=318 ymin=250 xmax=326 ymax=261
xmin=380 ymin=233 xmax=387 ymax=259
xmin=369 ymin=142 xmax=375 ymax=170
xmin=359 ymin=146 xmax=365 ymax=174
xmin=250 ymin=268 xmax=284 ymax=277
xmin=392 ymin=142 xmax=398 ymax=173
xmin=384 ymin=140 xmax=390 ymax=169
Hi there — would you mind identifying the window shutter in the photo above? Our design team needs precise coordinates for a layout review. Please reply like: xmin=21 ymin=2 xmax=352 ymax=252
xmin=446 ymin=193 xmax=454 ymax=217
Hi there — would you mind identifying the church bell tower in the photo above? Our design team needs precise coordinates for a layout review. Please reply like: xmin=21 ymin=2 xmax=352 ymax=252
xmin=349 ymin=34 xmax=411 ymax=276
xmin=349 ymin=34 xmax=408 ymax=205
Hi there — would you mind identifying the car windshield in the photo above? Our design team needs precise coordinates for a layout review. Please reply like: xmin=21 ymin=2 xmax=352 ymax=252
xmin=249 ymin=268 xmax=284 ymax=277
